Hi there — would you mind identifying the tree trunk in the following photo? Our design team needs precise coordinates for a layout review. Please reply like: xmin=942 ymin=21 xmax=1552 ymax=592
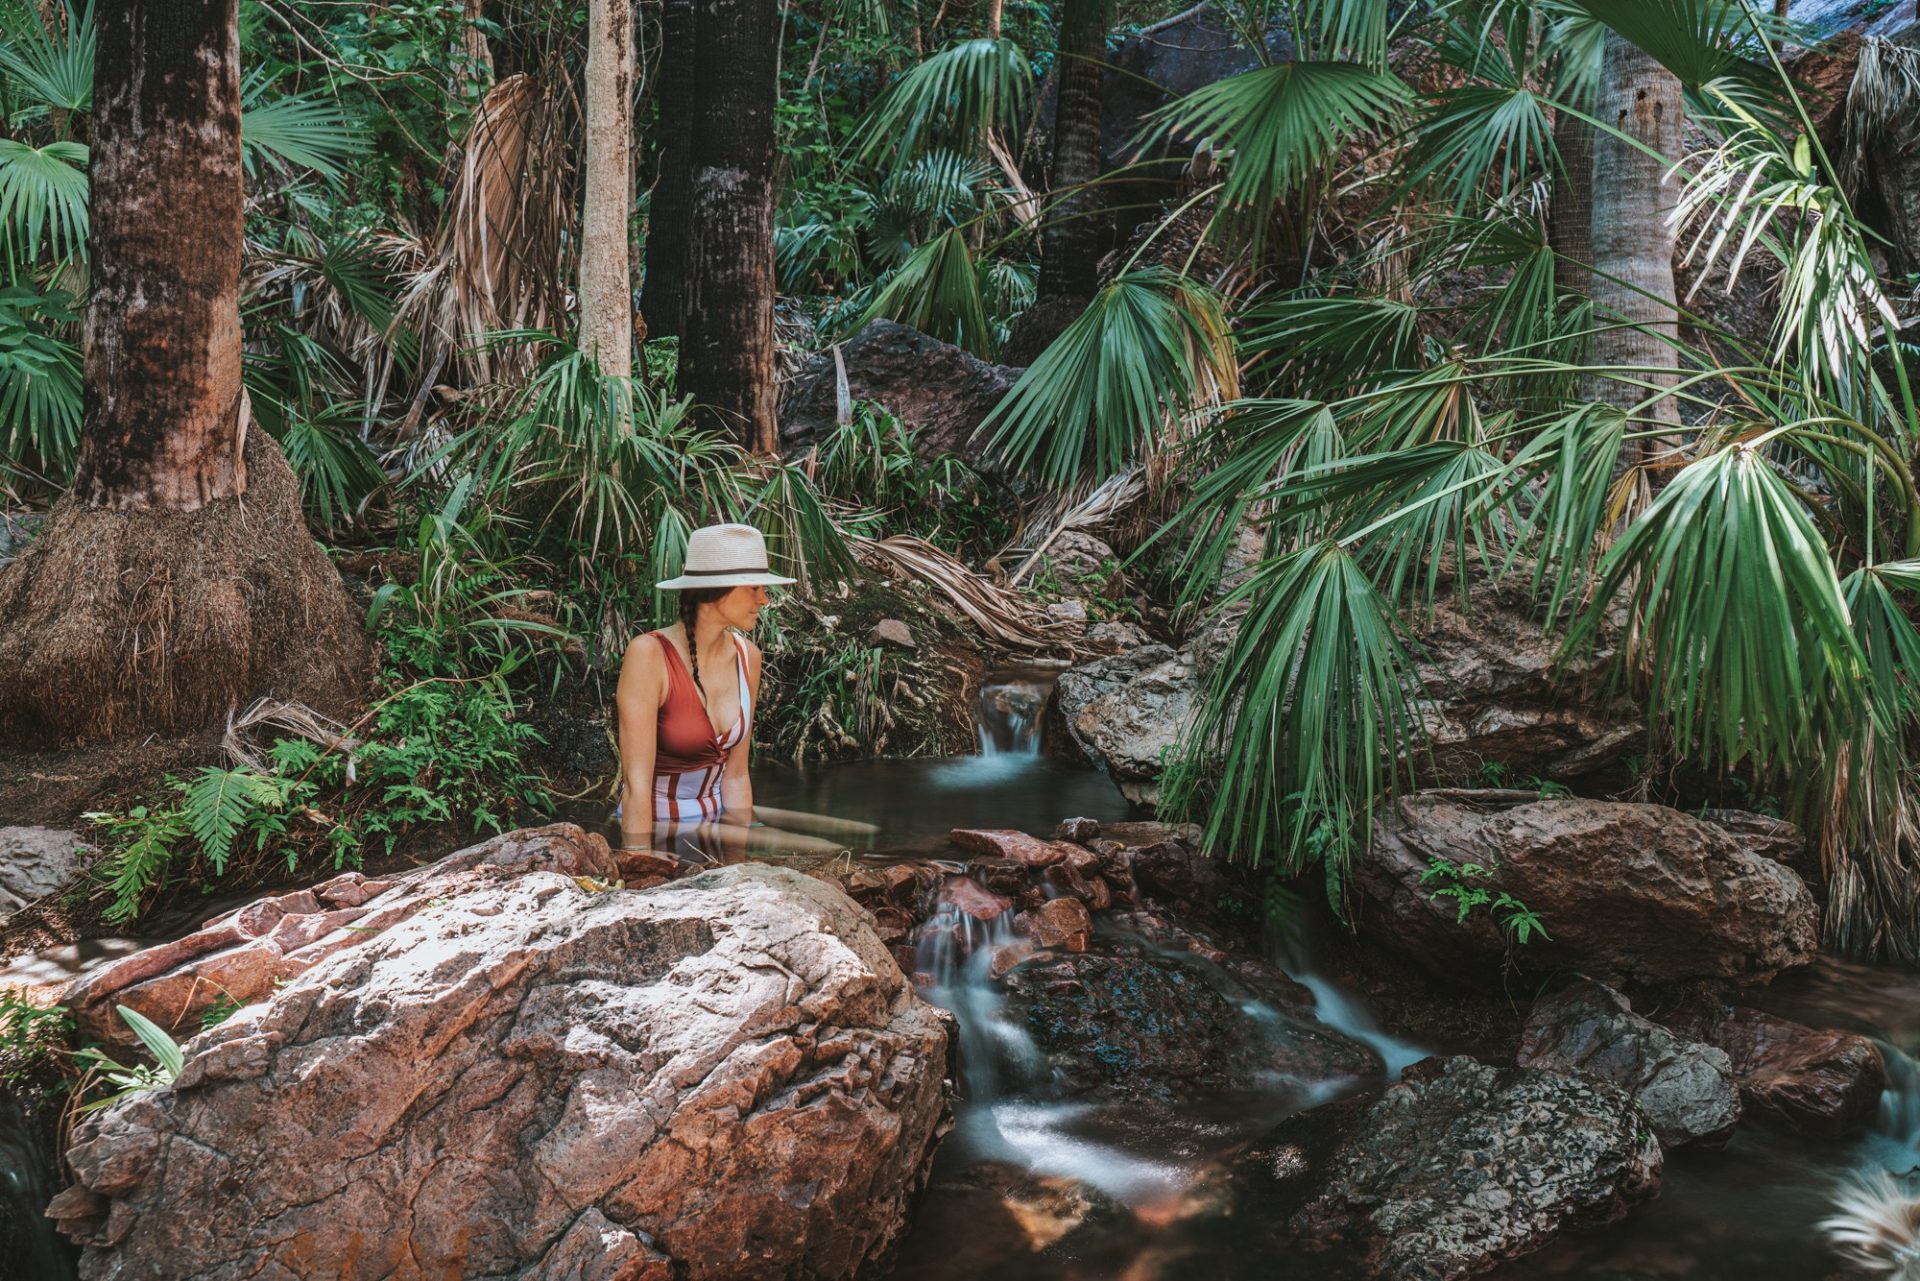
xmin=72 ymin=1 xmax=248 ymax=511
xmin=640 ymin=0 xmax=695 ymax=339
xmin=1549 ymin=103 xmax=1593 ymax=298
xmin=1037 ymin=0 xmax=1113 ymax=307
xmin=1589 ymin=31 xmax=1683 ymax=453
xmin=579 ymin=0 xmax=634 ymax=378
xmin=986 ymin=0 xmax=1005 ymax=39
xmin=0 ymin=0 xmax=370 ymax=745
xmin=678 ymin=0 xmax=779 ymax=453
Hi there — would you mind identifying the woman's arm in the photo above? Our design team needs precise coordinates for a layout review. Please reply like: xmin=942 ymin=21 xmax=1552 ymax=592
xmin=615 ymin=635 xmax=664 ymax=848
xmin=719 ymin=636 xmax=763 ymax=818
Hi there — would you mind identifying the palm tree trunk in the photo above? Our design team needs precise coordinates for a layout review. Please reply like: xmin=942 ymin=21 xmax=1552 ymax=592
xmin=1589 ymin=31 xmax=1683 ymax=455
xmin=579 ymin=0 xmax=634 ymax=378
xmin=71 ymin=0 xmax=248 ymax=510
xmin=0 ymin=0 xmax=369 ymax=745
xmin=986 ymin=0 xmax=1005 ymax=40
xmin=640 ymin=0 xmax=695 ymax=339
xmin=1549 ymin=103 xmax=1593 ymax=298
xmin=1038 ymin=0 xmax=1113 ymax=306
xmin=678 ymin=0 xmax=779 ymax=453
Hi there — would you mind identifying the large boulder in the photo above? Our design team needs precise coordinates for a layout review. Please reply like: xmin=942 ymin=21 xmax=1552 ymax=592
xmin=1516 ymin=980 xmax=1741 ymax=1149
xmin=1655 ymin=999 xmax=1886 ymax=1139
xmin=1358 ymin=793 xmax=1818 ymax=985
xmin=779 ymin=319 xmax=1022 ymax=464
xmin=1052 ymin=643 xmax=1196 ymax=808
xmin=1247 ymin=1057 xmax=1663 ymax=1280
xmin=997 ymin=933 xmax=1380 ymax=1104
xmin=49 ymin=827 xmax=953 ymax=1279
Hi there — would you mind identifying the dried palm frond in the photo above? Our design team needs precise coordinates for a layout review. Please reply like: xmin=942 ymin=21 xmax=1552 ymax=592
xmin=223 ymin=696 xmax=361 ymax=778
xmin=853 ymin=533 xmax=1065 ymax=650
xmin=1007 ymin=465 xmax=1149 ymax=585
xmin=1818 ymin=1168 xmax=1920 ymax=1278
xmin=384 ymin=72 xmax=577 ymax=416
xmin=1840 ymin=37 xmax=1920 ymax=198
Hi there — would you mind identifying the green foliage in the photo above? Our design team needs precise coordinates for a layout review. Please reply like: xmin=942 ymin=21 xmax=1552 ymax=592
xmin=73 ymin=1005 xmax=183 ymax=1111
xmin=1419 ymin=857 xmax=1550 ymax=944
xmin=984 ymin=269 xmax=1236 ymax=486
xmin=852 ymin=37 xmax=1033 ymax=165
xmin=0 ymin=991 xmax=72 ymax=1083
xmin=857 ymin=227 xmax=994 ymax=356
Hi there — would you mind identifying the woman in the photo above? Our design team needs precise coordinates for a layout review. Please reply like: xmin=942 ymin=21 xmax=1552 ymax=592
xmin=615 ymin=523 xmax=790 ymax=855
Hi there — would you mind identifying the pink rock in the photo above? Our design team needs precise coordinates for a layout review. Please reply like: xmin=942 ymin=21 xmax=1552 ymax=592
xmin=938 ymin=876 xmax=1013 ymax=923
xmin=950 ymin=829 xmax=1073 ymax=868
xmin=1020 ymin=897 xmax=1093 ymax=952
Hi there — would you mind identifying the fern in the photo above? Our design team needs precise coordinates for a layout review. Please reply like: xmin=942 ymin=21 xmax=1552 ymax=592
xmin=178 ymin=767 xmax=285 ymax=874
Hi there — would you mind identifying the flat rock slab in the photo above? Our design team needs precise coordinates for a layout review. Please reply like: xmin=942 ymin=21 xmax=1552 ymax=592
xmin=51 ymin=827 xmax=952 ymax=1280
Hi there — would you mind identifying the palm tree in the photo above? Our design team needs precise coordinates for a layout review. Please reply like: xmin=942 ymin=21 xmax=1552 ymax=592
xmin=0 ymin=0 xmax=368 ymax=744
xmin=983 ymin=0 xmax=1920 ymax=959
xmin=677 ymin=0 xmax=780 ymax=452
xmin=1037 ymin=0 xmax=1116 ymax=307
xmin=579 ymin=0 xmax=636 ymax=379
xmin=640 ymin=0 xmax=694 ymax=339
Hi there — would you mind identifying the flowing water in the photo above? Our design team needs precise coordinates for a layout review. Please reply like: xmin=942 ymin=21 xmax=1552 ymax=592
xmin=18 ymin=671 xmax=1920 ymax=1277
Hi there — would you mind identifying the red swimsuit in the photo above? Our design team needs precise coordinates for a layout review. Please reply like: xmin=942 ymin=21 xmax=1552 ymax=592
xmin=646 ymin=630 xmax=751 ymax=822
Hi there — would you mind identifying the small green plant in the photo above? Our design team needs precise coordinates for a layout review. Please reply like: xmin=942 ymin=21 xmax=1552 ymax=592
xmin=1524 ymin=775 xmax=1572 ymax=799
xmin=73 ymin=1005 xmax=183 ymax=1111
xmin=0 ymin=992 xmax=73 ymax=1082
xmin=1420 ymin=857 xmax=1550 ymax=945
xmin=1471 ymin=759 xmax=1512 ymax=788
xmin=199 ymin=995 xmax=244 ymax=1031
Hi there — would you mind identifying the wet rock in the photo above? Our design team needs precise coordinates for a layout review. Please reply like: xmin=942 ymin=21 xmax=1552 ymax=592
xmin=52 ymin=832 xmax=952 ymax=1278
xmin=1697 ymin=808 xmax=1818 ymax=884
xmin=939 ymin=875 xmax=1014 ymax=923
xmin=1269 ymin=1057 xmax=1663 ymax=1281
xmin=998 ymin=934 xmax=1379 ymax=1105
xmin=1059 ymin=818 xmax=1105 ymax=845
xmin=1359 ymin=792 xmax=1818 ymax=985
xmin=951 ymin=828 xmax=1073 ymax=868
xmin=0 ymin=825 xmax=91 ymax=910
xmin=1516 ymin=980 xmax=1741 ymax=1149
xmin=780 ymin=319 xmax=1022 ymax=465
xmin=615 ymin=847 xmax=679 ymax=881
xmin=869 ymin=618 xmax=916 ymax=650
xmin=1655 ymin=1000 xmax=1886 ymax=1139
xmin=1053 ymin=643 xmax=1195 ymax=809
xmin=1017 ymin=897 xmax=1092 ymax=952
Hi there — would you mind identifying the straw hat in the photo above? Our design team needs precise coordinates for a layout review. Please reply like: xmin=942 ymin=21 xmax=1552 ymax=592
xmin=655 ymin=523 xmax=797 ymax=590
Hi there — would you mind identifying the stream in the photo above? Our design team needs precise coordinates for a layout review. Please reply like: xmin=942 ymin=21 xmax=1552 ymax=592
xmin=10 ymin=671 xmax=1920 ymax=1277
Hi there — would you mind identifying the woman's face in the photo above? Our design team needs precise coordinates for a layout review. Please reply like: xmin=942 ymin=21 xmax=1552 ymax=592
xmin=716 ymin=583 xmax=770 ymax=630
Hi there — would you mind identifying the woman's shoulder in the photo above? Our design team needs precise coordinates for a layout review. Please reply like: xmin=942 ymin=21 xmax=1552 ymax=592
xmin=623 ymin=629 xmax=669 ymax=665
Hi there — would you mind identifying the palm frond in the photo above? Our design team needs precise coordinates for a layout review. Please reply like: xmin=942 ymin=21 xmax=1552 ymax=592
xmin=1567 ymin=443 xmax=1864 ymax=773
xmin=0 ymin=137 xmax=86 ymax=265
xmin=1141 ymin=60 xmax=1411 ymax=233
xmin=0 ymin=0 xmax=92 ymax=118
xmin=240 ymin=71 xmax=367 ymax=181
xmin=984 ymin=268 xmax=1238 ymax=487
xmin=0 ymin=281 xmax=80 ymax=493
xmin=853 ymin=38 xmax=1034 ymax=166
xmin=855 ymin=227 xmax=995 ymax=356
xmin=1162 ymin=540 xmax=1423 ymax=903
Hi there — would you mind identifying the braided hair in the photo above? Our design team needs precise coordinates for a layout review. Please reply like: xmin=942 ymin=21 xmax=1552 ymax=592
xmin=676 ymin=586 xmax=732 ymax=702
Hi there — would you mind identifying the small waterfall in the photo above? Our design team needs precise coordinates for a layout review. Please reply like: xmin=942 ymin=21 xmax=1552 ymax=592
xmin=975 ymin=675 xmax=1049 ymax=758
xmin=1879 ymin=1043 xmax=1920 ymax=1153
xmin=915 ymin=903 xmax=1044 ymax=1098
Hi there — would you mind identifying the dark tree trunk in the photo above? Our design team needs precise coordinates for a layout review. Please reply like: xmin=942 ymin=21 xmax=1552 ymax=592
xmin=1038 ymin=0 xmax=1113 ymax=307
xmin=72 ymin=0 xmax=247 ymax=511
xmin=677 ymin=0 xmax=779 ymax=453
xmin=0 ymin=0 xmax=370 ymax=746
xmin=640 ymin=0 xmax=695 ymax=340
xmin=1548 ymin=104 xmax=1593 ymax=298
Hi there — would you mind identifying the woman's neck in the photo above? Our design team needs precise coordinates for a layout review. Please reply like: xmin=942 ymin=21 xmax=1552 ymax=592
xmin=689 ymin=611 xmax=729 ymax=655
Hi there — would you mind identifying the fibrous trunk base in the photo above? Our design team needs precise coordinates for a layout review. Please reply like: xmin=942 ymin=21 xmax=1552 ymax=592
xmin=0 ymin=431 xmax=372 ymax=746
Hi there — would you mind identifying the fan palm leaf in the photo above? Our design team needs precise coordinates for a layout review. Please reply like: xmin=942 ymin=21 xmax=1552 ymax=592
xmin=0 ymin=0 xmax=92 ymax=119
xmin=852 ymin=38 xmax=1033 ymax=166
xmin=240 ymin=71 xmax=367 ymax=181
xmin=0 ymin=138 xmax=86 ymax=266
xmin=984 ymin=268 xmax=1237 ymax=487
xmin=855 ymin=227 xmax=995 ymax=357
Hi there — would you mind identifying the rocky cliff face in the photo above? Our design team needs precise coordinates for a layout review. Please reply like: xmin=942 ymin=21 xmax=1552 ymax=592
xmin=50 ymin=827 xmax=953 ymax=1280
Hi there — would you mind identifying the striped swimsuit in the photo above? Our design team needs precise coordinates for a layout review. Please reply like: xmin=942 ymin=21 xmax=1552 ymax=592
xmin=645 ymin=630 xmax=753 ymax=823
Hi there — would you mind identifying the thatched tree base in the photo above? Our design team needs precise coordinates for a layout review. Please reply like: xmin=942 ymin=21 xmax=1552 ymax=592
xmin=0 ymin=430 xmax=372 ymax=746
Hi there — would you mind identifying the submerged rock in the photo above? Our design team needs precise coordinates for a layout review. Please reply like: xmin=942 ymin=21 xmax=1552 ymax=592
xmin=50 ymin=828 xmax=952 ymax=1279
xmin=1359 ymin=792 xmax=1818 ymax=985
xmin=1655 ymin=999 xmax=1886 ymax=1139
xmin=1256 ymin=1057 xmax=1663 ymax=1281
xmin=1516 ymin=980 xmax=1741 ymax=1149
xmin=998 ymin=934 xmax=1379 ymax=1105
